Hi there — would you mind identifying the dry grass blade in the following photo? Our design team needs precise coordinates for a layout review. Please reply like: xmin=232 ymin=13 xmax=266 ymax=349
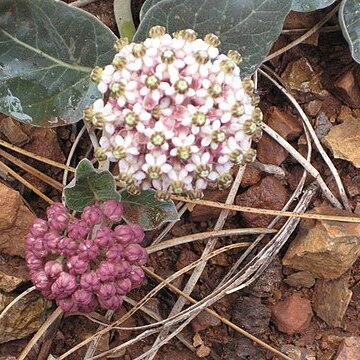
xmin=56 ymin=242 xmax=250 ymax=359
xmin=18 ymin=307 xmax=63 ymax=360
xmin=0 ymin=160 xmax=53 ymax=204
xmin=146 ymin=227 xmax=276 ymax=254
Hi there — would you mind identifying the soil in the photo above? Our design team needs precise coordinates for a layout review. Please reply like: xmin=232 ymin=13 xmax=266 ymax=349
xmin=0 ymin=1 xmax=360 ymax=359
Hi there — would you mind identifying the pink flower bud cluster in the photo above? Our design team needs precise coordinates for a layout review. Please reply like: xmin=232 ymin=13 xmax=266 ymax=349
xmin=86 ymin=27 xmax=262 ymax=200
xmin=25 ymin=201 xmax=147 ymax=313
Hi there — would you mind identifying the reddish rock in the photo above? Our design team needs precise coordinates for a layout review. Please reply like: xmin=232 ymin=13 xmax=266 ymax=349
xmin=236 ymin=176 xmax=289 ymax=227
xmin=304 ymin=99 xmax=322 ymax=117
xmin=114 ymin=307 xmax=136 ymax=341
xmin=241 ymin=165 xmax=262 ymax=188
xmin=257 ymin=133 xmax=288 ymax=166
xmin=0 ymin=183 xmax=21 ymax=230
xmin=0 ymin=115 xmax=29 ymax=146
xmin=267 ymin=107 xmax=303 ymax=140
xmin=176 ymin=249 xmax=198 ymax=274
xmin=271 ymin=295 xmax=313 ymax=335
xmin=334 ymin=69 xmax=360 ymax=108
xmin=191 ymin=310 xmax=221 ymax=333
xmin=335 ymin=337 xmax=360 ymax=360
xmin=0 ymin=205 xmax=34 ymax=257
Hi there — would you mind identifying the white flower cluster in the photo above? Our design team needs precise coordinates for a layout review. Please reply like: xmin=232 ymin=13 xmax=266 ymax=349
xmin=86 ymin=27 xmax=262 ymax=199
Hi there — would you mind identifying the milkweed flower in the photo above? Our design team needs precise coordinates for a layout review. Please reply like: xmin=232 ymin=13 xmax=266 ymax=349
xmin=86 ymin=27 xmax=262 ymax=200
xmin=25 ymin=201 xmax=147 ymax=313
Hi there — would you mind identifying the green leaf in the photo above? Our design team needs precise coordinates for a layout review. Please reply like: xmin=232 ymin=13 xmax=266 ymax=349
xmin=291 ymin=0 xmax=336 ymax=12
xmin=120 ymin=190 xmax=180 ymax=231
xmin=0 ymin=0 xmax=117 ymax=126
xmin=63 ymin=159 xmax=120 ymax=212
xmin=140 ymin=0 xmax=164 ymax=21
xmin=339 ymin=0 xmax=360 ymax=64
xmin=134 ymin=0 xmax=292 ymax=76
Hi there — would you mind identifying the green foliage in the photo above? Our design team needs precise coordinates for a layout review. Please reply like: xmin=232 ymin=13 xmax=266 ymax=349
xmin=63 ymin=159 xmax=120 ymax=212
xmin=120 ymin=190 xmax=180 ymax=231
xmin=291 ymin=0 xmax=336 ymax=12
xmin=0 ymin=0 xmax=116 ymax=126
xmin=134 ymin=0 xmax=292 ymax=76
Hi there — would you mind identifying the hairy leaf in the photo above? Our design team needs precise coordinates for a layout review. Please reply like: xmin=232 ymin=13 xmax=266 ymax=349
xmin=120 ymin=190 xmax=179 ymax=231
xmin=291 ymin=0 xmax=336 ymax=12
xmin=0 ymin=0 xmax=116 ymax=126
xmin=64 ymin=159 xmax=120 ymax=212
xmin=140 ymin=0 xmax=164 ymax=21
xmin=339 ymin=0 xmax=360 ymax=64
xmin=134 ymin=0 xmax=292 ymax=76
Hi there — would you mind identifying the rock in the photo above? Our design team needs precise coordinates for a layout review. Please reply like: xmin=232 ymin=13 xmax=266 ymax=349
xmin=257 ymin=133 xmax=288 ymax=165
xmin=196 ymin=345 xmax=211 ymax=358
xmin=241 ymin=165 xmax=262 ymax=188
xmin=0 ymin=183 xmax=21 ymax=231
xmin=315 ymin=113 xmax=332 ymax=140
xmin=22 ymin=127 xmax=65 ymax=164
xmin=267 ymin=107 xmax=303 ymax=140
xmin=0 ymin=204 xmax=34 ymax=258
xmin=0 ymin=115 xmax=29 ymax=146
xmin=0 ymin=290 xmax=52 ymax=343
xmin=281 ymin=57 xmax=329 ymax=102
xmin=323 ymin=108 xmax=360 ymax=168
xmin=335 ymin=337 xmax=360 ymax=360
xmin=271 ymin=295 xmax=313 ymax=335
xmin=249 ymin=256 xmax=283 ymax=297
xmin=0 ymin=257 xmax=28 ymax=292
xmin=114 ymin=307 xmax=136 ymax=341
xmin=304 ymin=100 xmax=323 ymax=117
xmin=224 ymin=296 xmax=271 ymax=359
xmin=176 ymin=249 xmax=198 ymax=274
xmin=313 ymin=273 xmax=352 ymax=327
xmin=191 ymin=310 xmax=221 ymax=333
xmin=282 ymin=206 xmax=360 ymax=279
xmin=281 ymin=344 xmax=316 ymax=360
xmin=334 ymin=69 xmax=360 ymax=108
xmin=189 ymin=189 xmax=235 ymax=222
xmin=284 ymin=271 xmax=315 ymax=289
xmin=236 ymin=176 xmax=289 ymax=227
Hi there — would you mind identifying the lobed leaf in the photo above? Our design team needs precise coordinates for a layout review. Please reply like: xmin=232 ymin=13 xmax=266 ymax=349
xmin=120 ymin=190 xmax=180 ymax=231
xmin=63 ymin=159 xmax=120 ymax=212
xmin=339 ymin=0 xmax=360 ymax=64
xmin=134 ymin=0 xmax=292 ymax=76
xmin=0 ymin=0 xmax=116 ymax=126
xmin=291 ymin=0 xmax=336 ymax=12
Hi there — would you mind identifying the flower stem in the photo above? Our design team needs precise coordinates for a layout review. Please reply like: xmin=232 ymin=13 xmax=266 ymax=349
xmin=114 ymin=0 xmax=136 ymax=40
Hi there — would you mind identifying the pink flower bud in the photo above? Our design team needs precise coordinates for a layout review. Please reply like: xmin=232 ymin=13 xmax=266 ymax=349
xmin=29 ymin=218 xmax=48 ymax=237
xmin=94 ymin=227 xmax=115 ymax=248
xmin=81 ymin=205 xmax=103 ymax=226
xmin=115 ymin=260 xmax=131 ymax=278
xmin=51 ymin=272 xmax=77 ymax=298
xmin=98 ymin=295 xmax=122 ymax=310
xmin=102 ymin=200 xmax=124 ymax=222
xmin=105 ymin=244 xmax=124 ymax=262
xmin=25 ymin=253 xmax=43 ymax=271
xmin=43 ymin=231 xmax=62 ymax=253
xmin=72 ymin=288 xmax=92 ymax=305
xmin=78 ymin=296 xmax=98 ymax=313
xmin=130 ymin=224 xmax=145 ymax=243
xmin=67 ymin=256 xmax=88 ymax=275
xmin=78 ymin=240 xmax=99 ymax=261
xmin=31 ymin=270 xmax=51 ymax=291
xmin=48 ymin=212 xmax=69 ymax=232
xmin=124 ymin=244 xmax=148 ymax=265
xmin=30 ymin=237 xmax=47 ymax=258
xmin=97 ymin=261 xmax=117 ymax=282
xmin=67 ymin=220 xmax=90 ymax=240
xmin=115 ymin=278 xmax=132 ymax=295
xmin=128 ymin=267 xmax=145 ymax=288
xmin=25 ymin=233 xmax=37 ymax=248
xmin=44 ymin=260 xmax=63 ymax=279
xmin=114 ymin=225 xmax=134 ymax=246
xmin=47 ymin=202 xmax=67 ymax=218
xmin=57 ymin=297 xmax=79 ymax=313
xmin=98 ymin=282 xmax=117 ymax=299
xmin=80 ymin=271 xmax=100 ymax=292
xmin=58 ymin=237 xmax=78 ymax=256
